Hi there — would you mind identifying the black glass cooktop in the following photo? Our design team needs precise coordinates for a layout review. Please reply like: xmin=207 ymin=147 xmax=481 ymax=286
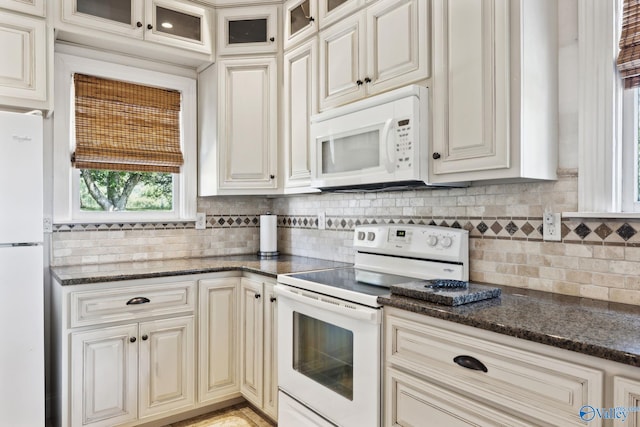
xmin=286 ymin=267 xmax=418 ymax=297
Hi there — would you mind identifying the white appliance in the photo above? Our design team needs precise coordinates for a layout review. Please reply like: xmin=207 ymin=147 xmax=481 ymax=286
xmin=276 ymin=224 xmax=469 ymax=427
xmin=310 ymin=85 xmax=430 ymax=191
xmin=0 ymin=111 xmax=45 ymax=426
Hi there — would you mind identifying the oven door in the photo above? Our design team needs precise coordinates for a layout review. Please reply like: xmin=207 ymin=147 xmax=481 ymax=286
xmin=276 ymin=284 xmax=381 ymax=427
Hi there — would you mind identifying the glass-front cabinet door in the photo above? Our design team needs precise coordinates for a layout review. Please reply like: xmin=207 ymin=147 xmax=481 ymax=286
xmin=318 ymin=0 xmax=363 ymax=28
xmin=62 ymin=0 xmax=144 ymax=38
xmin=145 ymin=0 xmax=211 ymax=54
xmin=217 ymin=5 xmax=279 ymax=55
xmin=284 ymin=0 xmax=318 ymax=50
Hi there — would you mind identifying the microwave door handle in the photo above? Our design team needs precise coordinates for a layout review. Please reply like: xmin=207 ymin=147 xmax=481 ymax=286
xmin=329 ymin=134 xmax=335 ymax=165
xmin=383 ymin=119 xmax=395 ymax=173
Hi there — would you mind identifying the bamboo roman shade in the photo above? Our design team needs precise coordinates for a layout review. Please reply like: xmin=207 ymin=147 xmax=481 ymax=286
xmin=72 ymin=73 xmax=184 ymax=173
xmin=618 ymin=0 xmax=640 ymax=88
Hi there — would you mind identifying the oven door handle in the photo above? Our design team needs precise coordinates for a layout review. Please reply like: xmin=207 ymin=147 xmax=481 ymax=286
xmin=275 ymin=285 xmax=380 ymax=322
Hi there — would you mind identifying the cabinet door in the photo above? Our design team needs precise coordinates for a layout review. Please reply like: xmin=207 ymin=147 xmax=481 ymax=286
xmin=0 ymin=0 xmax=44 ymax=16
xmin=284 ymin=0 xmax=318 ymax=50
xmin=217 ymin=5 xmax=279 ymax=55
xmin=218 ymin=57 xmax=278 ymax=190
xmin=138 ymin=316 xmax=195 ymax=419
xmin=318 ymin=11 xmax=366 ymax=110
xmin=70 ymin=325 xmax=138 ymax=427
xmin=0 ymin=11 xmax=47 ymax=107
xmin=284 ymin=38 xmax=317 ymax=190
xmin=386 ymin=368 xmax=531 ymax=426
xmin=365 ymin=0 xmax=429 ymax=95
xmin=263 ymin=281 xmax=278 ymax=420
xmin=318 ymin=0 xmax=363 ymax=29
xmin=613 ymin=377 xmax=640 ymax=427
xmin=144 ymin=0 xmax=211 ymax=54
xmin=239 ymin=278 xmax=264 ymax=408
xmin=431 ymin=0 xmax=510 ymax=180
xmin=198 ymin=278 xmax=240 ymax=404
xmin=61 ymin=0 xmax=144 ymax=38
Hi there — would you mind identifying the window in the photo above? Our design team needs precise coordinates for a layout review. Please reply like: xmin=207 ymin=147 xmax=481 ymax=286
xmin=53 ymin=50 xmax=197 ymax=222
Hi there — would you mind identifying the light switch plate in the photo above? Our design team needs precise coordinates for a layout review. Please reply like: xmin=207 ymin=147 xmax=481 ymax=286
xmin=543 ymin=212 xmax=561 ymax=241
xmin=195 ymin=212 xmax=206 ymax=230
xmin=317 ymin=212 xmax=326 ymax=230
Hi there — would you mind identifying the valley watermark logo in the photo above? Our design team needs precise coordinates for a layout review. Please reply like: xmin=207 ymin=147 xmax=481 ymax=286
xmin=579 ymin=405 xmax=640 ymax=422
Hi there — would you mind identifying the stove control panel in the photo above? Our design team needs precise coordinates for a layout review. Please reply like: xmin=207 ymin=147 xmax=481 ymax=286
xmin=354 ymin=224 xmax=468 ymax=264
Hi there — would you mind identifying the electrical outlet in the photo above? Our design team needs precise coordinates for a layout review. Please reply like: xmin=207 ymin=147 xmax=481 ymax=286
xmin=195 ymin=212 xmax=206 ymax=230
xmin=43 ymin=216 xmax=52 ymax=233
xmin=543 ymin=212 xmax=562 ymax=241
xmin=317 ymin=212 xmax=326 ymax=230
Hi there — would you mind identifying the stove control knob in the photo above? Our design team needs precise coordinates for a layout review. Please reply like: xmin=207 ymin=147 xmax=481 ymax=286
xmin=441 ymin=236 xmax=453 ymax=248
xmin=427 ymin=235 xmax=438 ymax=247
xmin=367 ymin=232 xmax=376 ymax=241
xmin=357 ymin=231 xmax=366 ymax=240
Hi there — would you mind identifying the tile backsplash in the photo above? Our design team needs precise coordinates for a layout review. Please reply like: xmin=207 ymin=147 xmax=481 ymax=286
xmin=51 ymin=174 xmax=640 ymax=306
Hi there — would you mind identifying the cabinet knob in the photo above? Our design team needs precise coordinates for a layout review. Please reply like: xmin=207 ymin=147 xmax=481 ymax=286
xmin=356 ymin=79 xmax=363 ymax=86
xmin=136 ymin=21 xmax=142 ymax=28
xmin=269 ymin=36 xmax=275 ymax=42
xmin=147 ymin=24 xmax=153 ymax=30
xmin=141 ymin=334 xmax=148 ymax=341
xmin=130 ymin=337 xmax=136 ymax=343
xmin=309 ymin=16 xmax=315 ymax=22
xmin=270 ymin=174 xmax=275 ymax=179
xmin=270 ymin=297 xmax=277 ymax=303
xmin=364 ymin=77 xmax=371 ymax=83
xmin=432 ymin=152 xmax=441 ymax=160
xmin=255 ymin=294 xmax=261 ymax=299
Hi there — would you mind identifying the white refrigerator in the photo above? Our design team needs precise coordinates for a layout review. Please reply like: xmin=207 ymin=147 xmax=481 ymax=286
xmin=0 ymin=111 xmax=45 ymax=426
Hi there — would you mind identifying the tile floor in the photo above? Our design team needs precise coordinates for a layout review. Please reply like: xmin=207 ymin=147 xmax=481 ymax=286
xmin=166 ymin=404 xmax=275 ymax=427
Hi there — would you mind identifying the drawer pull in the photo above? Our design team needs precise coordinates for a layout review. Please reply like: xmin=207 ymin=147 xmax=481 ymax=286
xmin=126 ymin=296 xmax=151 ymax=305
xmin=453 ymin=355 xmax=488 ymax=373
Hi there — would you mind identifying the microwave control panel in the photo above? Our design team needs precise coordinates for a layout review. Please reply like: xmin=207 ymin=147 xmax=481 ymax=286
xmin=395 ymin=118 xmax=413 ymax=170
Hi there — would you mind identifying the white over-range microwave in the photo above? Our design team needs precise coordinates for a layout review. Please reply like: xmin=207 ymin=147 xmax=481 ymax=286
xmin=310 ymin=85 xmax=431 ymax=191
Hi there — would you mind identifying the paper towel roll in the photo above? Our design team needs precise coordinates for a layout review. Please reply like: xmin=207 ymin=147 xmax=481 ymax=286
xmin=259 ymin=214 xmax=278 ymax=255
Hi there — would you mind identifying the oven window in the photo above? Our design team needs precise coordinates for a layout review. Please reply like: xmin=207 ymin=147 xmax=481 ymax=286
xmin=293 ymin=312 xmax=354 ymax=400
xmin=321 ymin=130 xmax=380 ymax=174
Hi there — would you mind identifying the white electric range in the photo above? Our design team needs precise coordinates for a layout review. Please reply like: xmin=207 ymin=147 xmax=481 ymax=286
xmin=276 ymin=224 xmax=469 ymax=427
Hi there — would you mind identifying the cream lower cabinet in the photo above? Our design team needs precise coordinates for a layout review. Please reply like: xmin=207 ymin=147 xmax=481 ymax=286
xmin=198 ymin=277 xmax=241 ymax=404
xmin=384 ymin=307 xmax=604 ymax=427
xmin=239 ymin=275 xmax=278 ymax=420
xmin=430 ymin=0 xmax=557 ymax=183
xmin=54 ymin=278 xmax=198 ymax=427
xmin=614 ymin=377 xmax=640 ymax=427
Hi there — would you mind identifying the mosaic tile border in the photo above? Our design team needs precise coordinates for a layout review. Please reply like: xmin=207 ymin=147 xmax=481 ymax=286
xmin=278 ymin=215 xmax=640 ymax=246
xmin=53 ymin=214 xmax=640 ymax=246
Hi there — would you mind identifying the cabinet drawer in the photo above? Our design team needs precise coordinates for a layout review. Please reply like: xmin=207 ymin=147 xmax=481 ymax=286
xmin=386 ymin=367 xmax=530 ymax=427
xmin=70 ymin=281 xmax=196 ymax=327
xmin=386 ymin=312 xmax=604 ymax=427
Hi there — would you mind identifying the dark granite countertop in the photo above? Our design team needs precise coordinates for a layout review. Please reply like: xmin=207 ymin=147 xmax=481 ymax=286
xmin=51 ymin=254 xmax=348 ymax=286
xmin=379 ymin=285 xmax=640 ymax=368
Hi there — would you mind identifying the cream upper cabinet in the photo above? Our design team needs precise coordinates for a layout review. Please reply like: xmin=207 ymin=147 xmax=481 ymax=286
xmin=198 ymin=277 xmax=241 ymax=404
xmin=217 ymin=5 xmax=279 ymax=55
xmin=284 ymin=0 xmax=318 ymax=50
xmin=217 ymin=56 xmax=278 ymax=191
xmin=0 ymin=0 xmax=44 ymax=16
xmin=430 ymin=0 xmax=558 ymax=183
xmin=56 ymin=0 xmax=212 ymax=65
xmin=283 ymin=38 xmax=318 ymax=191
xmin=0 ymin=10 xmax=49 ymax=110
xmin=319 ymin=0 xmax=428 ymax=111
